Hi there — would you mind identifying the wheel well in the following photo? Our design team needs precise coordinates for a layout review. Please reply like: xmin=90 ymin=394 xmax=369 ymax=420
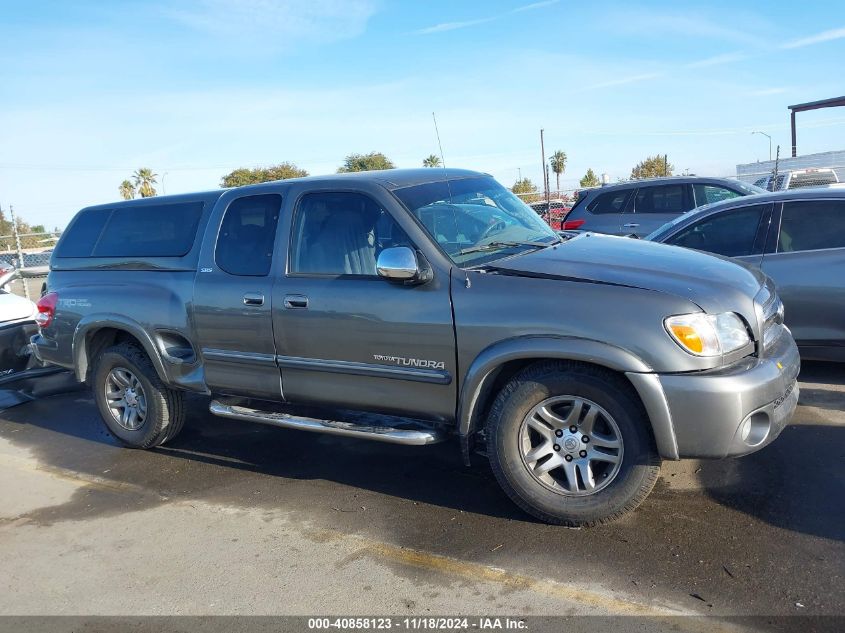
xmin=472 ymin=358 xmax=648 ymax=438
xmin=83 ymin=327 xmax=144 ymax=383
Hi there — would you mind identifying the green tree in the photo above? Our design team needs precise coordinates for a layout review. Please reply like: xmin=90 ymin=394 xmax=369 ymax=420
xmin=119 ymin=179 xmax=136 ymax=200
xmin=579 ymin=168 xmax=601 ymax=188
xmin=337 ymin=152 xmax=395 ymax=173
xmin=133 ymin=168 xmax=158 ymax=198
xmin=422 ymin=154 xmax=442 ymax=168
xmin=631 ymin=154 xmax=673 ymax=180
xmin=0 ymin=209 xmax=11 ymax=236
xmin=550 ymin=150 xmax=567 ymax=193
xmin=511 ymin=177 xmax=541 ymax=203
xmin=221 ymin=162 xmax=309 ymax=188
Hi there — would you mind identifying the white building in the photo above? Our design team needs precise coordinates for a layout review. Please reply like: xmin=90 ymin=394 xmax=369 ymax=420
xmin=736 ymin=149 xmax=845 ymax=185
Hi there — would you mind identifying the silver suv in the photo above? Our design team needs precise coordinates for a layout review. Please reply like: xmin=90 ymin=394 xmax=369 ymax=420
xmin=564 ymin=177 xmax=764 ymax=237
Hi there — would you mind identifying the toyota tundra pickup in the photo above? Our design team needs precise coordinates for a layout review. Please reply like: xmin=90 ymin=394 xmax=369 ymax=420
xmin=32 ymin=168 xmax=800 ymax=525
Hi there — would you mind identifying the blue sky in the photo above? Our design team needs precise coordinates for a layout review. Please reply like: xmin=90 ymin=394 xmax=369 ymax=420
xmin=2 ymin=0 xmax=844 ymax=229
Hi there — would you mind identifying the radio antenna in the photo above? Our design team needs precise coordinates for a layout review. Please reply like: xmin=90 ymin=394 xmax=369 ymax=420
xmin=432 ymin=111 xmax=453 ymax=203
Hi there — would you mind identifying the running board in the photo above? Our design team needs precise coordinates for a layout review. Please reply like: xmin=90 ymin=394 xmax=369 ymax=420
xmin=209 ymin=400 xmax=444 ymax=446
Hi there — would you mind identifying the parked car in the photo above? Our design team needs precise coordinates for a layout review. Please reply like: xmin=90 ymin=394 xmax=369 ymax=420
xmin=648 ymin=188 xmax=845 ymax=361
xmin=33 ymin=169 xmax=799 ymax=526
xmin=0 ymin=266 xmax=39 ymax=378
xmin=562 ymin=177 xmax=765 ymax=237
xmin=753 ymin=168 xmax=845 ymax=192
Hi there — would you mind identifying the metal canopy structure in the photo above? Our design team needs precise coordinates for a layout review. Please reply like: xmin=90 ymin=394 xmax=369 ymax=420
xmin=788 ymin=96 xmax=845 ymax=157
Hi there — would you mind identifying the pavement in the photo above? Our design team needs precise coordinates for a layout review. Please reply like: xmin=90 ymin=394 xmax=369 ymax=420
xmin=0 ymin=362 xmax=843 ymax=628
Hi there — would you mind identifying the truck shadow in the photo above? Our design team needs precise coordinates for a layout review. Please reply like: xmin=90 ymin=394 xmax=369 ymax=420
xmin=0 ymin=392 xmax=527 ymax=523
xmin=696 ymin=422 xmax=845 ymax=543
xmin=2 ymin=391 xmax=843 ymax=540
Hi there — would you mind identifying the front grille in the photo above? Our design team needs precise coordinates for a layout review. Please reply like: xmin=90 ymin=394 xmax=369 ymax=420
xmin=758 ymin=285 xmax=785 ymax=352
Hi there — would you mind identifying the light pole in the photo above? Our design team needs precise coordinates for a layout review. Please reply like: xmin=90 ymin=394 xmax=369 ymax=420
xmin=752 ymin=131 xmax=772 ymax=161
xmin=161 ymin=171 xmax=169 ymax=195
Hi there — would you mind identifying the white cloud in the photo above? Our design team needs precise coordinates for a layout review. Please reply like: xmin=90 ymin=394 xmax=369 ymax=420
xmin=746 ymin=87 xmax=788 ymax=97
xmin=686 ymin=51 xmax=748 ymax=68
xmin=166 ymin=0 xmax=377 ymax=47
xmin=416 ymin=17 xmax=497 ymax=35
xmin=782 ymin=26 xmax=845 ymax=49
xmin=604 ymin=9 xmax=768 ymax=46
xmin=583 ymin=72 xmax=662 ymax=90
xmin=513 ymin=0 xmax=560 ymax=12
xmin=416 ymin=0 xmax=558 ymax=35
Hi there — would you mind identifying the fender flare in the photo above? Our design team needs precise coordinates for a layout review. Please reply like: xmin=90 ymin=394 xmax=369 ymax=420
xmin=457 ymin=335 xmax=679 ymax=461
xmin=72 ymin=314 xmax=168 ymax=383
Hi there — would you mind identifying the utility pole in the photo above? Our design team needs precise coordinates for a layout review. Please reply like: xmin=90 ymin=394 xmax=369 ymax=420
xmin=9 ymin=205 xmax=29 ymax=299
xmin=540 ymin=129 xmax=550 ymax=219
xmin=771 ymin=145 xmax=781 ymax=191
xmin=664 ymin=154 xmax=669 ymax=177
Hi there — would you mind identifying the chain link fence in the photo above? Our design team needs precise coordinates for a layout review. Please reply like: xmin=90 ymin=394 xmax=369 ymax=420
xmin=0 ymin=229 xmax=59 ymax=300
xmin=736 ymin=151 xmax=845 ymax=190
xmin=514 ymin=190 xmax=579 ymax=229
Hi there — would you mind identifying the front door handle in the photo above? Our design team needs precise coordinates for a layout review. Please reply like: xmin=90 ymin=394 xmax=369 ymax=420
xmin=284 ymin=294 xmax=309 ymax=309
xmin=623 ymin=223 xmax=640 ymax=228
xmin=243 ymin=293 xmax=264 ymax=306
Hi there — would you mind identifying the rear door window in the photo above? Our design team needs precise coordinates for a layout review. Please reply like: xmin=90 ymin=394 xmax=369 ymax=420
xmin=215 ymin=194 xmax=282 ymax=276
xmin=587 ymin=190 xmax=632 ymax=214
xmin=778 ymin=200 xmax=845 ymax=253
xmin=693 ymin=184 xmax=742 ymax=206
xmin=667 ymin=204 xmax=767 ymax=257
xmin=633 ymin=184 xmax=690 ymax=214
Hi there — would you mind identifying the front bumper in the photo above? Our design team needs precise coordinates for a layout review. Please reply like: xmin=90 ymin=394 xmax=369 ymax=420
xmin=26 ymin=299 xmax=800 ymax=461
xmin=654 ymin=331 xmax=800 ymax=459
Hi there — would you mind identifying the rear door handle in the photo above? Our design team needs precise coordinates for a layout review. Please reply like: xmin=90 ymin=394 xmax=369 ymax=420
xmin=623 ymin=223 xmax=640 ymax=228
xmin=243 ymin=293 xmax=264 ymax=306
xmin=284 ymin=294 xmax=309 ymax=309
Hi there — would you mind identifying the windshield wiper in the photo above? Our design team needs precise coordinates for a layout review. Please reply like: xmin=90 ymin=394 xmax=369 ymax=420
xmin=459 ymin=239 xmax=559 ymax=256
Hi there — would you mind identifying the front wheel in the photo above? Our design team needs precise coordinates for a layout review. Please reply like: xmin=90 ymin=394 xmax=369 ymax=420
xmin=486 ymin=362 xmax=661 ymax=526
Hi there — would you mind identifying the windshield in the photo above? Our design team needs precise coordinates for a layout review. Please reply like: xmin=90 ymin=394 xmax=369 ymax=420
xmin=393 ymin=176 xmax=559 ymax=266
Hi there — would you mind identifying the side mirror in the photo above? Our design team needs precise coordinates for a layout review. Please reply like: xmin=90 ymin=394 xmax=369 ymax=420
xmin=376 ymin=247 xmax=432 ymax=285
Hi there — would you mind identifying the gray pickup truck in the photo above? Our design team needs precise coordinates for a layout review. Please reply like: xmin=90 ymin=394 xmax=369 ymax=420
xmin=33 ymin=168 xmax=800 ymax=526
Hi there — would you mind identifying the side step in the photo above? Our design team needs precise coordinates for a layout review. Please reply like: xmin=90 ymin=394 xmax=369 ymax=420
xmin=209 ymin=400 xmax=445 ymax=446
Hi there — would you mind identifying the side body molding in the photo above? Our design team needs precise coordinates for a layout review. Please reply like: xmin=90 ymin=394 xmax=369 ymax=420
xmin=457 ymin=336 xmax=680 ymax=461
xmin=72 ymin=314 xmax=169 ymax=384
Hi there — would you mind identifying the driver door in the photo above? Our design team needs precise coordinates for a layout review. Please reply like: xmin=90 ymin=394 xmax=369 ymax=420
xmin=272 ymin=188 xmax=457 ymax=421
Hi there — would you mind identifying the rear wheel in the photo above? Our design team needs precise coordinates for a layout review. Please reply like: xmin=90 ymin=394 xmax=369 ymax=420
xmin=93 ymin=342 xmax=186 ymax=448
xmin=486 ymin=361 xmax=661 ymax=526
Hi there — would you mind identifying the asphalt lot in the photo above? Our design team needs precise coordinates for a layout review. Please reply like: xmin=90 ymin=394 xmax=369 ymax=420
xmin=0 ymin=362 xmax=843 ymax=626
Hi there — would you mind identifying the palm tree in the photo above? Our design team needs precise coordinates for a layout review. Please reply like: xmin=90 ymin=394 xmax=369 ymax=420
xmin=119 ymin=180 xmax=136 ymax=200
xmin=550 ymin=150 xmax=567 ymax=195
xmin=133 ymin=168 xmax=158 ymax=198
xmin=422 ymin=154 xmax=442 ymax=168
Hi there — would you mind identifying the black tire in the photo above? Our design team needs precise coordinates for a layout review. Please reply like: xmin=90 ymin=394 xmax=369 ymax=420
xmin=92 ymin=342 xmax=186 ymax=449
xmin=486 ymin=361 xmax=661 ymax=526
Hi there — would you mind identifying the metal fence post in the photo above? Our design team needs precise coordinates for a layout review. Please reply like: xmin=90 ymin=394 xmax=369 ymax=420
xmin=9 ymin=205 xmax=30 ymax=300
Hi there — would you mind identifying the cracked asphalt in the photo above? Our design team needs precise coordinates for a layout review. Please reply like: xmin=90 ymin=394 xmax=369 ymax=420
xmin=0 ymin=362 xmax=843 ymax=628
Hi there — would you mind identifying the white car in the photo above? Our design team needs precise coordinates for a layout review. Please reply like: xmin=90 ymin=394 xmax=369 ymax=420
xmin=0 ymin=266 xmax=39 ymax=378
xmin=753 ymin=168 xmax=845 ymax=191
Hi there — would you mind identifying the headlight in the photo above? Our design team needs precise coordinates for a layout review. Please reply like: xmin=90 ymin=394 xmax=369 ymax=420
xmin=664 ymin=312 xmax=750 ymax=357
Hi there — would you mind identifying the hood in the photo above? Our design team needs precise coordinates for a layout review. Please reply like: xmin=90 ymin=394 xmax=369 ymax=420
xmin=487 ymin=233 xmax=765 ymax=315
xmin=0 ymin=290 xmax=37 ymax=324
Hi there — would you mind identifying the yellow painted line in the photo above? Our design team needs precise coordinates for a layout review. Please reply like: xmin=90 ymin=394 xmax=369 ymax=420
xmin=358 ymin=541 xmax=753 ymax=632
xmin=361 ymin=539 xmax=682 ymax=616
